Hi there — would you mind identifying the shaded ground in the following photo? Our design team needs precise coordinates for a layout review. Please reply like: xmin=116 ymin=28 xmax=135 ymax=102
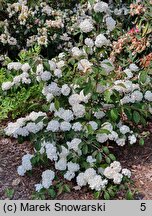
xmin=0 ymin=133 xmax=152 ymax=200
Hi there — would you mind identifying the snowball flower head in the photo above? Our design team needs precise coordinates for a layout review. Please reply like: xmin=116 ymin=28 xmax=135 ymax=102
xmin=94 ymin=1 xmax=108 ymax=13
xmin=129 ymin=63 xmax=139 ymax=72
xmin=2 ymin=81 xmax=13 ymax=91
xmin=46 ymin=120 xmax=60 ymax=132
xmin=106 ymin=17 xmax=116 ymax=31
xmin=95 ymin=34 xmax=110 ymax=48
xmin=42 ymin=170 xmax=55 ymax=189
xmin=79 ymin=19 xmax=94 ymax=33
xmin=144 ymin=91 xmax=152 ymax=102
xmin=84 ymin=38 xmax=94 ymax=47
xmin=61 ymin=84 xmax=70 ymax=96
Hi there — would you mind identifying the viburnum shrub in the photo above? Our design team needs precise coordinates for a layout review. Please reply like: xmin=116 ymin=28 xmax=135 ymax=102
xmin=1 ymin=0 xmax=152 ymax=199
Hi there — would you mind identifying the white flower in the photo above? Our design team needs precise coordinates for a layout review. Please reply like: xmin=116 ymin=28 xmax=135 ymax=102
xmin=54 ymin=69 xmax=62 ymax=78
xmin=94 ymin=111 xmax=105 ymax=119
xmin=17 ymin=165 xmax=26 ymax=176
xmin=67 ymin=138 xmax=82 ymax=152
xmin=46 ymin=93 xmax=54 ymax=102
xmin=72 ymin=104 xmax=85 ymax=118
xmin=108 ymin=131 xmax=118 ymax=141
xmin=124 ymin=69 xmax=133 ymax=79
xmin=95 ymin=34 xmax=110 ymax=48
xmin=119 ymin=125 xmax=130 ymax=134
xmin=61 ymin=84 xmax=70 ymax=96
xmin=69 ymin=94 xmax=81 ymax=106
xmin=131 ymin=90 xmax=143 ymax=102
xmin=88 ymin=175 xmax=108 ymax=191
xmin=77 ymin=59 xmax=93 ymax=72
xmin=96 ymin=133 xmax=108 ymax=143
xmin=84 ymin=168 xmax=96 ymax=181
xmin=55 ymin=158 xmax=67 ymax=171
xmin=129 ymin=63 xmax=139 ymax=72
xmin=106 ymin=17 xmax=116 ymax=31
xmin=67 ymin=162 xmax=80 ymax=172
xmin=59 ymin=146 xmax=69 ymax=158
xmin=84 ymin=38 xmax=94 ymax=47
xmin=48 ymin=82 xmax=61 ymax=96
xmin=116 ymin=137 xmax=126 ymax=146
xmin=89 ymin=121 xmax=98 ymax=130
xmin=22 ymin=154 xmax=33 ymax=171
xmin=71 ymin=47 xmax=83 ymax=57
xmin=49 ymin=103 xmax=56 ymax=112
xmin=76 ymin=173 xmax=87 ymax=187
xmin=61 ymin=109 xmax=74 ymax=122
xmin=41 ymin=71 xmax=52 ymax=81
xmin=7 ymin=62 xmax=22 ymax=70
xmin=21 ymin=63 xmax=31 ymax=72
xmin=64 ymin=171 xmax=75 ymax=181
xmin=128 ymin=134 xmax=137 ymax=145
xmin=60 ymin=121 xmax=71 ymax=131
xmin=100 ymin=59 xmax=114 ymax=74
xmin=87 ymin=156 xmax=96 ymax=164
xmin=49 ymin=60 xmax=56 ymax=70
xmin=45 ymin=143 xmax=57 ymax=161
xmin=72 ymin=122 xmax=82 ymax=131
xmin=104 ymin=167 xmax=115 ymax=179
xmin=94 ymin=1 xmax=108 ymax=13
xmin=42 ymin=170 xmax=55 ymax=189
xmin=122 ymin=169 xmax=131 ymax=178
xmin=2 ymin=81 xmax=13 ymax=91
xmin=35 ymin=184 xmax=43 ymax=192
xmin=79 ymin=19 xmax=94 ymax=33
xmin=113 ymin=173 xmax=123 ymax=184
xmin=26 ymin=122 xmax=43 ymax=134
xmin=110 ymin=161 xmax=122 ymax=173
xmin=46 ymin=120 xmax=60 ymax=132
xmin=144 ymin=91 xmax=152 ymax=102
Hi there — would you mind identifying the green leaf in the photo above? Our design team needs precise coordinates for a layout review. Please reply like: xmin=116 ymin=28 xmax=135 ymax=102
xmin=94 ymin=191 xmax=101 ymax=199
xmin=104 ymin=192 xmax=110 ymax=200
xmin=103 ymin=146 xmax=109 ymax=154
xmin=110 ymin=109 xmax=119 ymax=121
xmin=96 ymin=152 xmax=102 ymax=163
xmin=42 ymin=104 xmax=49 ymax=112
xmin=97 ymin=129 xmax=111 ymax=135
xmin=5 ymin=188 xmax=15 ymax=199
xmin=139 ymin=71 xmax=147 ymax=84
xmin=54 ymin=99 xmax=60 ymax=110
xmin=104 ymin=90 xmax=112 ymax=103
xmin=35 ymin=116 xmax=45 ymax=124
xmin=133 ymin=111 xmax=140 ymax=124
xmin=105 ymin=157 xmax=111 ymax=164
xmin=139 ymin=138 xmax=145 ymax=146
xmin=64 ymin=184 xmax=71 ymax=193
xmin=82 ymin=144 xmax=88 ymax=155
xmin=126 ymin=190 xmax=134 ymax=200
xmin=109 ymin=154 xmax=116 ymax=161
xmin=48 ymin=188 xmax=56 ymax=199
xmin=43 ymin=62 xmax=50 ymax=71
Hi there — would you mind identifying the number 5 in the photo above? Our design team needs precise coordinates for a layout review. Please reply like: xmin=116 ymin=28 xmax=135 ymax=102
xmin=140 ymin=203 xmax=146 ymax=211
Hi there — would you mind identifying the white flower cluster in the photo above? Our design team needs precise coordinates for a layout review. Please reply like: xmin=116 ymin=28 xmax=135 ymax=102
xmin=79 ymin=19 xmax=94 ymax=33
xmin=5 ymin=111 xmax=46 ymax=138
xmin=17 ymin=154 xmax=33 ymax=176
xmin=104 ymin=161 xmax=131 ymax=184
xmin=95 ymin=34 xmax=110 ymax=48
xmin=35 ymin=169 xmax=55 ymax=191
xmin=76 ymin=168 xmax=108 ymax=191
xmin=1 ymin=62 xmax=31 ymax=91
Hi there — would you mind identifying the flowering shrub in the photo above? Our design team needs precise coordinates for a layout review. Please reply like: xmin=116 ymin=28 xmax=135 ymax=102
xmin=1 ymin=0 xmax=152 ymax=199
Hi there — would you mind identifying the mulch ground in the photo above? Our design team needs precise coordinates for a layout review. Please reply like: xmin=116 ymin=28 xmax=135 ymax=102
xmin=0 ymin=124 xmax=152 ymax=200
